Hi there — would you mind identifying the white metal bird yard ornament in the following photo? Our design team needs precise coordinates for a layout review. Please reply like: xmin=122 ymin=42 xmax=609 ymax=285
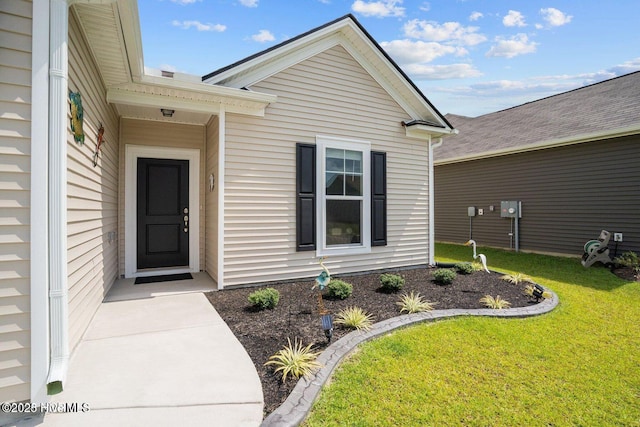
xmin=314 ymin=256 xmax=331 ymax=291
xmin=464 ymin=240 xmax=490 ymax=273
xmin=312 ymin=256 xmax=331 ymax=316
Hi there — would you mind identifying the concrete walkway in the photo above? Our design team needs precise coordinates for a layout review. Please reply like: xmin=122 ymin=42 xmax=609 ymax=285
xmin=20 ymin=273 xmax=263 ymax=427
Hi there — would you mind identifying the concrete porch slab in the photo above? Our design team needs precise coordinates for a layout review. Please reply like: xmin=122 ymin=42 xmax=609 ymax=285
xmin=104 ymin=272 xmax=217 ymax=302
xmin=24 ymin=274 xmax=263 ymax=427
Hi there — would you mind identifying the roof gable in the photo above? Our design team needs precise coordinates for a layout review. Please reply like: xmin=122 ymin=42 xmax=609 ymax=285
xmin=203 ymin=14 xmax=453 ymax=133
xmin=437 ymin=71 xmax=640 ymax=163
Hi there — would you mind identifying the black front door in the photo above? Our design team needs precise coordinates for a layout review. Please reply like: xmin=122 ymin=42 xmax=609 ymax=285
xmin=137 ymin=158 xmax=189 ymax=269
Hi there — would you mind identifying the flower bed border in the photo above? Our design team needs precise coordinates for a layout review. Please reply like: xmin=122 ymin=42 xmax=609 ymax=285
xmin=261 ymin=280 xmax=559 ymax=427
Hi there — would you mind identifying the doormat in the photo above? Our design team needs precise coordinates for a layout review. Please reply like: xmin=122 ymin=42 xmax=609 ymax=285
xmin=134 ymin=273 xmax=193 ymax=285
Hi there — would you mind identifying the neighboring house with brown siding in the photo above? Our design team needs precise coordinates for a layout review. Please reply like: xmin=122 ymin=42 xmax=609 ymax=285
xmin=434 ymin=71 xmax=640 ymax=256
xmin=0 ymin=1 xmax=454 ymax=414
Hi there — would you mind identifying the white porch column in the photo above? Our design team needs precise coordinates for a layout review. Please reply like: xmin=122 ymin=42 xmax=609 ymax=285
xmin=428 ymin=137 xmax=443 ymax=266
xmin=30 ymin=0 xmax=51 ymax=404
xmin=217 ymin=106 xmax=226 ymax=290
xmin=46 ymin=0 xmax=70 ymax=394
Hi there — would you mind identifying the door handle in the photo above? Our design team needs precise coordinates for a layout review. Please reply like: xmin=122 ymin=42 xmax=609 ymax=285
xmin=183 ymin=208 xmax=189 ymax=233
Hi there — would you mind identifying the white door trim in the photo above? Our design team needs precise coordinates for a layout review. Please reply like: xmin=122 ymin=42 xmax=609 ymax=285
xmin=125 ymin=144 xmax=200 ymax=278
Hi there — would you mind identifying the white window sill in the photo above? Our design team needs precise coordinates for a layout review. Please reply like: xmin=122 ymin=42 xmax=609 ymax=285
xmin=316 ymin=245 xmax=371 ymax=257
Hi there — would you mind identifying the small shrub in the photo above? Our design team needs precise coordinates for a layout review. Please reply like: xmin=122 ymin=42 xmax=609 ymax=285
xmin=454 ymin=262 xmax=474 ymax=275
xmin=326 ymin=279 xmax=353 ymax=300
xmin=501 ymin=273 xmax=533 ymax=285
xmin=479 ymin=295 xmax=511 ymax=309
xmin=335 ymin=306 xmax=374 ymax=331
xmin=397 ymin=291 xmax=436 ymax=314
xmin=248 ymin=287 xmax=280 ymax=310
xmin=264 ymin=338 xmax=321 ymax=382
xmin=380 ymin=273 xmax=405 ymax=293
xmin=433 ymin=268 xmax=457 ymax=285
xmin=471 ymin=261 xmax=486 ymax=272
xmin=614 ymin=251 xmax=640 ymax=268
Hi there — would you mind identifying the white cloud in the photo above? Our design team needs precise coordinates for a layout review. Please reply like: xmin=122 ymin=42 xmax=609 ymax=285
xmin=503 ymin=10 xmax=526 ymax=27
xmin=540 ymin=8 xmax=572 ymax=27
xmin=403 ymin=19 xmax=487 ymax=46
xmin=419 ymin=2 xmax=430 ymax=12
xmin=251 ymin=29 xmax=275 ymax=43
xmin=239 ymin=0 xmax=258 ymax=7
xmin=605 ymin=57 xmax=640 ymax=76
xmin=381 ymin=39 xmax=467 ymax=64
xmin=469 ymin=11 xmax=483 ymax=21
xmin=404 ymin=63 xmax=482 ymax=80
xmin=171 ymin=20 xmax=226 ymax=32
xmin=351 ymin=0 xmax=405 ymax=18
xmin=486 ymin=34 xmax=537 ymax=58
xmin=428 ymin=58 xmax=640 ymax=116
xmin=170 ymin=0 xmax=200 ymax=4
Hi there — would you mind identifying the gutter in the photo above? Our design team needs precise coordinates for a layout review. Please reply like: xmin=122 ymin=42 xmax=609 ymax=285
xmin=435 ymin=124 xmax=640 ymax=166
xmin=428 ymin=137 xmax=444 ymax=266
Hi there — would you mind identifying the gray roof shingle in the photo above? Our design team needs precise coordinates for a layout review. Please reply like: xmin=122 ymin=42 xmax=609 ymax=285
xmin=437 ymin=71 xmax=640 ymax=162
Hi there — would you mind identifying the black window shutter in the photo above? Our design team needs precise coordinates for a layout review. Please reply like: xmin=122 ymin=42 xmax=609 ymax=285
xmin=371 ymin=151 xmax=387 ymax=246
xmin=296 ymin=143 xmax=316 ymax=251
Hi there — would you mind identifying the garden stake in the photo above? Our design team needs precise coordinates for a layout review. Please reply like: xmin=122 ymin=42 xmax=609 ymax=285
xmin=313 ymin=257 xmax=333 ymax=341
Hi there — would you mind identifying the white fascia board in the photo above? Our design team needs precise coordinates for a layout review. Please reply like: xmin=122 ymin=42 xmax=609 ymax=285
xmin=339 ymin=22 xmax=451 ymax=129
xmin=70 ymin=0 xmax=143 ymax=80
xmin=204 ymin=19 xmax=351 ymax=86
xmin=107 ymin=84 xmax=275 ymax=117
xmin=117 ymin=0 xmax=144 ymax=81
xmin=138 ymin=75 xmax=277 ymax=104
xmin=209 ymin=34 xmax=343 ymax=89
xmin=434 ymin=124 xmax=640 ymax=166
xmin=405 ymin=123 xmax=458 ymax=140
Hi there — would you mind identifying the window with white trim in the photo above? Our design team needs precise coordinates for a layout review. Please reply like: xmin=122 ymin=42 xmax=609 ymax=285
xmin=316 ymin=136 xmax=371 ymax=256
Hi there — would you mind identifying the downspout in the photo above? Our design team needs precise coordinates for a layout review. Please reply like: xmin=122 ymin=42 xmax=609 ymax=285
xmin=428 ymin=137 xmax=443 ymax=266
xmin=46 ymin=0 xmax=70 ymax=394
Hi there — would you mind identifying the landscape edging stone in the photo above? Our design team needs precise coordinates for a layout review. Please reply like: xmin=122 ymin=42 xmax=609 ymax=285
xmin=261 ymin=283 xmax=559 ymax=427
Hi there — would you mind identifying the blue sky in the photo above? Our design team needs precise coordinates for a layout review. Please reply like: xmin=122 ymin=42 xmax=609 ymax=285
xmin=139 ymin=0 xmax=640 ymax=117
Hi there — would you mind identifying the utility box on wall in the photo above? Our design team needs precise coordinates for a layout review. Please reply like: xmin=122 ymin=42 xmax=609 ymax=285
xmin=500 ymin=201 xmax=521 ymax=218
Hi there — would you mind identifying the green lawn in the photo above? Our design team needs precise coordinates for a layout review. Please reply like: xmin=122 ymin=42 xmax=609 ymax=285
xmin=304 ymin=243 xmax=640 ymax=426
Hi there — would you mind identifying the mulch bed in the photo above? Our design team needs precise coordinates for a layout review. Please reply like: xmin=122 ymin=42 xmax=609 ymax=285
xmin=205 ymin=266 xmax=543 ymax=417
xmin=612 ymin=266 xmax=639 ymax=282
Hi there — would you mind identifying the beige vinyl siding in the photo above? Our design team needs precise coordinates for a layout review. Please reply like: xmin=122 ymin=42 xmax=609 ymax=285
xmin=205 ymin=116 xmax=219 ymax=282
xmin=434 ymin=135 xmax=640 ymax=255
xmin=118 ymin=119 xmax=206 ymax=276
xmin=223 ymin=45 xmax=429 ymax=286
xmin=66 ymin=11 xmax=120 ymax=352
xmin=0 ymin=0 xmax=32 ymax=402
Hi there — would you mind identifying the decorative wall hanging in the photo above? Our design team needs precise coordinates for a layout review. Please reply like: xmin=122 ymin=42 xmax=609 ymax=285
xmin=69 ymin=91 xmax=85 ymax=145
xmin=92 ymin=123 xmax=105 ymax=168
xmin=209 ymin=173 xmax=215 ymax=192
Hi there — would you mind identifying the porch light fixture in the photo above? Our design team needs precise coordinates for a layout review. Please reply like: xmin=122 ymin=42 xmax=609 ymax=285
xmin=161 ymin=108 xmax=175 ymax=117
